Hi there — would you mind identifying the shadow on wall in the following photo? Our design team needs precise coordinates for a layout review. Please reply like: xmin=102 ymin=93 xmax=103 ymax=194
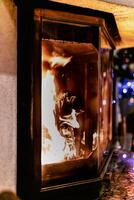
xmin=0 ymin=191 xmax=20 ymax=200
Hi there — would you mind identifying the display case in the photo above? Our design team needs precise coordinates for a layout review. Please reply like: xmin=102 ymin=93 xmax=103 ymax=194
xmin=15 ymin=1 xmax=120 ymax=200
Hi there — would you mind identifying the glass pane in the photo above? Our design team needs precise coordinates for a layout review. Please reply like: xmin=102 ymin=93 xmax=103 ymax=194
xmin=41 ymin=39 xmax=98 ymax=164
xmin=36 ymin=13 xmax=99 ymax=187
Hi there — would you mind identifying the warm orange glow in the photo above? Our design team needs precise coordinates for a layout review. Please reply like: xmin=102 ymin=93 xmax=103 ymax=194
xmin=41 ymin=39 xmax=72 ymax=70
xmin=41 ymin=39 xmax=99 ymax=165
xmin=41 ymin=50 xmax=80 ymax=164
xmin=41 ymin=69 xmax=83 ymax=164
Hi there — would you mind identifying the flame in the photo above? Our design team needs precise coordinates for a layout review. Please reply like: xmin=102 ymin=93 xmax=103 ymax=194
xmin=50 ymin=55 xmax=72 ymax=68
xmin=41 ymin=69 xmax=84 ymax=164
xmin=41 ymin=43 xmax=88 ymax=164
xmin=42 ymin=70 xmax=65 ymax=164
xmin=42 ymin=39 xmax=72 ymax=69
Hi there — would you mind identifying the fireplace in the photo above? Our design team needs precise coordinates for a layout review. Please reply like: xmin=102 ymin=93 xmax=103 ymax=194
xmin=41 ymin=38 xmax=99 ymax=185
xmin=16 ymin=1 xmax=120 ymax=200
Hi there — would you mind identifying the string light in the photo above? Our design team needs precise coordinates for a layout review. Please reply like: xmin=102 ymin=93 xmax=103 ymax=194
xmin=113 ymin=47 xmax=134 ymax=79
xmin=118 ymin=79 xmax=134 ymax=98
xmin=122 ymin=153 xmax=127 ymax=159
xmin=123 ymin=88 xmax=127 ymax=94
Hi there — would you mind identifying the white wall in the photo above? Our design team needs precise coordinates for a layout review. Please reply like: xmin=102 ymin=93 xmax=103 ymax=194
xmin=0 ymin=0 xmax=17 ymax=192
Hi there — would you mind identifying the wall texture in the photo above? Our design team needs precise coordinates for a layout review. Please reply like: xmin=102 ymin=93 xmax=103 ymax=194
xmin=0 ymin=0 xmax=17 ymax=192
